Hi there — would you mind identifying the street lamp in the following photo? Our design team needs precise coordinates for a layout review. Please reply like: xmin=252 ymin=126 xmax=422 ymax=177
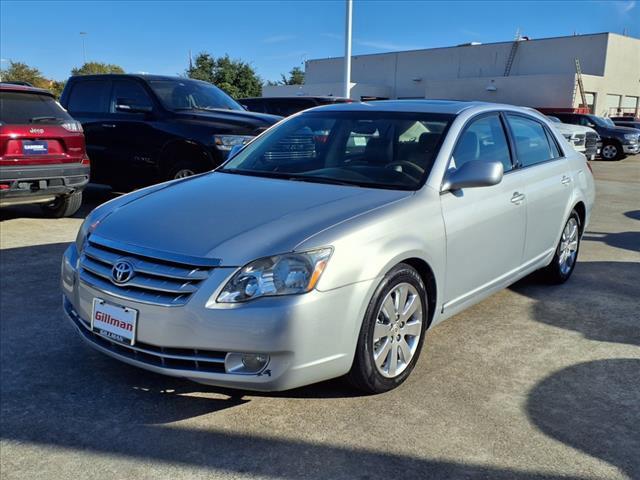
xmin=343 ymin=0 xmax=352 ymax=99
xmin=80 ymin=32 xmax=88 ymax=64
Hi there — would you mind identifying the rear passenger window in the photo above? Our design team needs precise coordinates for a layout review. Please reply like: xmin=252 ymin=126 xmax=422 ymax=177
xmin=451 ymin=114 xmax=512 ymax=172
xmin=67 ymin=80 xmax=110 ymax=113
xmin=111 ymin=80 xmax=152 ymax=112
xmin=506 ymin=115 xmax=556 ymax=167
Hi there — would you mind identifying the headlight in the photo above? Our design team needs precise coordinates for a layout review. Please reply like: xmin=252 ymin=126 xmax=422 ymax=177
xmin=75 ymin=214 xmax=102 ymax=253
xmin=216 ymin=248 xmax=332 ymax=303
xmin=214 ymin=135 xmax=253 ymax=151
xmin=623 ymin=133 xmax=638 ymax=141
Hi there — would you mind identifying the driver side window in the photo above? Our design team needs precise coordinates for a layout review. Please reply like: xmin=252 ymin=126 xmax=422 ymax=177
xmin=451 ymin=114 xmax=512 ymax=173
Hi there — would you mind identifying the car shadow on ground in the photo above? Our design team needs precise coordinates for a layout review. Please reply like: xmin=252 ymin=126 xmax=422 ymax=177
xmin=0 ymin=184 xmax=116 ymax=221
xmin=527 ymin=359 xmax=640 ymax=479
xmin=2 ymin=244 xmax=638 ymax=478
xmin=582 ymin=230 xmax=640 ymax=253
xmin=510 ymin=261 xmax=640 ymax=347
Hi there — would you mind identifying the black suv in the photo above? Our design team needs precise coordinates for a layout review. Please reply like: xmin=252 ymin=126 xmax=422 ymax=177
xmin=239 ymin=96 xmax=351 ymax=117
xmin=60 ymin=74 xmax=281 ymax=189
xmin=549 ymin=112 xmax=640 ymax=160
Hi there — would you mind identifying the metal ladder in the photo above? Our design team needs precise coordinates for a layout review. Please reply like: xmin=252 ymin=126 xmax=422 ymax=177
xmin=504 ymin=30 xmax=521 ymax=76
xmin=574 ymin=58 xmax=588 ymax=110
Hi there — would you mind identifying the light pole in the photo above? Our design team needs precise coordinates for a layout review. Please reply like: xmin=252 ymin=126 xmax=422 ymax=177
xmin=80 ymin=32 xmax=88 ymax=64
xmin=343 ymin=0 xmax=352 ymax=99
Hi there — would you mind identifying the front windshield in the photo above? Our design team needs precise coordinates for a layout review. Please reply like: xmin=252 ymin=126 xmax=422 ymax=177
xmin=588 ymin=115 xmax=614 ymax=128
xmin=220 ymin=111 xmax=453 ymax=190
xmin=148 ymin=79 xmax=243 ymax=112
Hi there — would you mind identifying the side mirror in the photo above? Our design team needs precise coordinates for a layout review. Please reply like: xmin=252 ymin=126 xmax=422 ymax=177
xmin=228 ymin=144 xmax=244 ymax=160
xmin=441 ymin=160 xmax=504 ymax=192
xmin=115 ymin=99 xmax=153 ymax=114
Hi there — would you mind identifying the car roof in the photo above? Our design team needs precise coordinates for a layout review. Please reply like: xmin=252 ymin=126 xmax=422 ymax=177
xmin=67 ymin=73 xmax=199 ymax=83
xmin=0 ymin=82 xmax=54 ymax=96
xmin=239 ymin=96 xmax=348 ymax=102
xmin=310 ymin=99 xmax=502 ymax=115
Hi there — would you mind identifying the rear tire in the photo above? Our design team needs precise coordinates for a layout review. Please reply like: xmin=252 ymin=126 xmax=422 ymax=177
xmin=40 ymin=192 xmax=83 ymax=218
xmin=541 ymin=210 xmax=581 ymax=284
xmin=347 ymin=263 xmax=428 ymax=394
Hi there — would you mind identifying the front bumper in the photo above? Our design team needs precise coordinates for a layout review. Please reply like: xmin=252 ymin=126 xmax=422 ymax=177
xmin=622 ymin=143 xmax=640 ymax=154
xmin=0 ymin=163 xmax=89 ymax=207
xmin=61 ymin=243 xmax=374 ymax=391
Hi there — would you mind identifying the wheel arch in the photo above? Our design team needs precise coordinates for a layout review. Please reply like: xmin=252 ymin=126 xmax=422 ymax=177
xmin=398 ymin=257 xmax=438 ymax=329
xmin=158 ymin=139 xmax=215 ymax=177
xmin=572 ymin=201 xmax=586 ymax=235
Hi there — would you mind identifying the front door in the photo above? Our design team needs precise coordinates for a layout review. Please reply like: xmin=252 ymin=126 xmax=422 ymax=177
xmin=440 ymin=113 xmax=526 ymax=314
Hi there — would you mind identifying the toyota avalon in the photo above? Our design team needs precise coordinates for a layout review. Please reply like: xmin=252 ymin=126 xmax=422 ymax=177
xmin=61 ymin=100 xmax=595 ymax=393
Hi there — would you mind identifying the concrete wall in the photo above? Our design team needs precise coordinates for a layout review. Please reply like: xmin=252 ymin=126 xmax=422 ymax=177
xmin=424 ymin=74 xmax=577 ymax=107
xmin=268 ymin=33 xmax=639 ymax=114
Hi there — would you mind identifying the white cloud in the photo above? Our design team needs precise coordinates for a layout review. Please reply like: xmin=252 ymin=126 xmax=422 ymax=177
xmin=263 ymin=34 xmax=295 ymax=44
xmin=357 ymin=39 xmax=421 ymax=51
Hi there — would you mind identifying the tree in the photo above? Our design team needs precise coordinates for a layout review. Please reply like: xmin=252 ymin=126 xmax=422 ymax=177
xmin=0 ymin=61 xmax=47 ymax=87
xmin=71 ymin=62 xmax=124 ymax=76
xmin=186 ymin=53 xmax=262 ymax=98
xmin=280 ymin=66 xmax=305 ymax=85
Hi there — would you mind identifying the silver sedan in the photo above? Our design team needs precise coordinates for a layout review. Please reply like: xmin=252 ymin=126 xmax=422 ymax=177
xmin=61 ymin=100 xmax=595 ymax=393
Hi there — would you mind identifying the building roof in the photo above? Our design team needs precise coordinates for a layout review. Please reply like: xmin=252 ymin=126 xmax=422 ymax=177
xmin=307 ymin=32 xmax=638 ymax=63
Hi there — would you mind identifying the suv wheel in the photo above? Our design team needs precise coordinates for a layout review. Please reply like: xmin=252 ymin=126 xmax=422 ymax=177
xmin=167 ymin=161 xmax=205 ymax=180
xmin=542 ymin=210 xmax=581 ymax=284
xmin=40 ymin=192 xmax=83 ymax=218
xmin=601 ymin=141 xmax=622 ymax=161
xmin=348 ymin=263 xmax=428 ymax=393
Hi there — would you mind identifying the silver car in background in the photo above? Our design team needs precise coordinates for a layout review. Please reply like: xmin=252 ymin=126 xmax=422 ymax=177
xmin=61 ymin=100 xmax=595 ymax=393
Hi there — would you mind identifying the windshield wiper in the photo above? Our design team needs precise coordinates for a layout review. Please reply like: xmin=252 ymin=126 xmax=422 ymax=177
xmin=219 ymin=169 xmax=362 ymax=187
xmin=286 ymin=175 xmax=362 ymax=187
xmin=29 ymin=116 xmax=62 ymax=123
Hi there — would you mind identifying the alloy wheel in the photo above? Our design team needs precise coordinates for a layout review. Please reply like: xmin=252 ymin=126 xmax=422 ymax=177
xmin=559 ymin=217 xmax=579 ymax=275
xmin=173 ymin=168 xmax=196 ymax=179
xmin=602 ymin=144 xmax=618 ymax=160
xmin=372 ymin=282 xmax=423 ymax=378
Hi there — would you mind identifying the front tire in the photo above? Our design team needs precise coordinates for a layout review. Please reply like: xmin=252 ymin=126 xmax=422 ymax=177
xmin=167 ymin=160 xmax=206 ymax=181
xmin=348 ymin=263 xmax=428 ymax=394
xmin=601 ymin=141 xmax=623 ymax=161
xmin=542 ymin=210 xmax=581 ymax=284
xmin=40 ymin=192 xmax=82 ymax=218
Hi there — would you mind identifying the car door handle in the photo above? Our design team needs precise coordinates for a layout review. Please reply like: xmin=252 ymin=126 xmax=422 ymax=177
xmin=561 ymin=175 xmax=572 ymax=185
xmin=101 ymin=123 xmax=116 ymax=128
xmin=511 ymin=192 xmax=525 ymax=204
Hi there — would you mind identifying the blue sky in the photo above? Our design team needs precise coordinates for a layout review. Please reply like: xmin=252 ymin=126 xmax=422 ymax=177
xmin=1 ymin=0 xmax=638 ymax=82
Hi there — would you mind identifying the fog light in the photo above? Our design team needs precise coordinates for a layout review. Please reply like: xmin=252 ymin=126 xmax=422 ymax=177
xmin=225 ymin=352 xmax=270 ymax=374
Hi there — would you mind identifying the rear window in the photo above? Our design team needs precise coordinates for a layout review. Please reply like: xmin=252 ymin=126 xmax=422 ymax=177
xmin=0 ymin=91 xmax=72 ymax=124
xmin=67 ymin=79 xmax=111 ymax=113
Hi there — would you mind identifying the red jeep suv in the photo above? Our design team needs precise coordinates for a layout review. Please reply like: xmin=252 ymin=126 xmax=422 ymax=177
xmin=0 ymin=83 xmax=90 ymax=217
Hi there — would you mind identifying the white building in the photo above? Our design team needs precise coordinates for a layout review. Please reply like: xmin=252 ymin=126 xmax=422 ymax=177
xmin=264 ymin=32 xmax=640 ymax=117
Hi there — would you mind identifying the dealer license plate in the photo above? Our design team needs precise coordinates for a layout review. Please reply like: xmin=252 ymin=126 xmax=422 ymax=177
xmin=91 ymin=298 xmax=138 ymax=345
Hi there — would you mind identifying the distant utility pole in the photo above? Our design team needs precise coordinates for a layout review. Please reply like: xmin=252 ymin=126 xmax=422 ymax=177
xmin=343 ymin=0 xmax=353 ymax=99
xmin=80 ymin=32 xmax=88 ymax=64
xmin=189 ymin=49 xmax=193 ymax=70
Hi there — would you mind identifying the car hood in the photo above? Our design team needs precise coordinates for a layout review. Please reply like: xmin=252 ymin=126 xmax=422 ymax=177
xmin=94 ymin=173 xmax=412 ymax=266
xmin=173 ymin=109 xmax=281 ymax=134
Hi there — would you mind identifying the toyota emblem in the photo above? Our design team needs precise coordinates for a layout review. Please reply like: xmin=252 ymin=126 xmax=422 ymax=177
xmin=111 ymin=260 xmax=135 ymax=285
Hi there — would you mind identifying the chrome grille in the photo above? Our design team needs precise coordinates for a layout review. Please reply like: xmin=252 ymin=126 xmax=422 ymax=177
xmin=79 ymin=236 xmax=215 ymax=306
xmin=572 ymin=133 xmax=586 ymax=147
xmin=65 ymin=298 xmax=226 ymax=373
xmin=585 ymin=131 xmax=599 ymax=149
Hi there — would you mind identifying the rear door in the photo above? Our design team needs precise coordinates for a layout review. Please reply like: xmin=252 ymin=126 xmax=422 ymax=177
xmin=504 ymin=113 xmax=571 ymax=265
xmin=65 ymin=79 xmax=112 ymax=182
xmin=106 ymin=79 xmax=160 ymax=186
xmin=440 ymin=113 xmax=526 ymax=314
